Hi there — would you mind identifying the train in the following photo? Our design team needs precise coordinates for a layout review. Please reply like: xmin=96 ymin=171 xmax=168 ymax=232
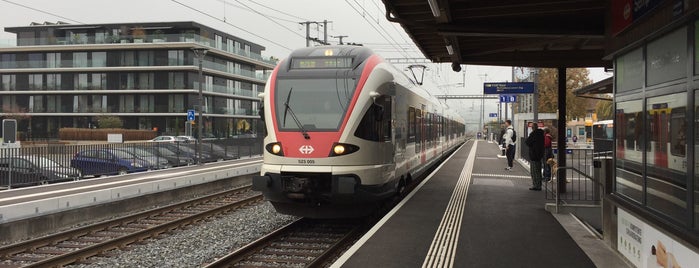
xmin=252 ymin=46 xmax=466 ymax=218
xmin=615 ymin=94 xmax=689 ymax=219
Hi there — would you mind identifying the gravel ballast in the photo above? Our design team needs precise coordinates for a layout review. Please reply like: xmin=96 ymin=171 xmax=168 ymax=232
xmin=70 ymin=202 xmax=297 ymax=268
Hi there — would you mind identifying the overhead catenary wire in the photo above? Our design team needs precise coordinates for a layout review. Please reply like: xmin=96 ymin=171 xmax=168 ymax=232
xmin=233 ymin=0 xmax=305 ymax=39
xmin=344 ymin=0 xmax=410 ymax=59
xmin=217 ymin=0 xmax=304 ymax=24
xmin=171 ymin=0 xmax=293 ymax=51
xmin=1 ymin=0 xmax=84 ymax=24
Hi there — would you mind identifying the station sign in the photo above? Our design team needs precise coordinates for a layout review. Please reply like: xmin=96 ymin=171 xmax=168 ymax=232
xmin=484 ymin=82 xmax=535 ymax=94
xmin=499 ymin=95 xmax=517 ymax=103
xmin=488 ymin=113 xmax=498 ymax=118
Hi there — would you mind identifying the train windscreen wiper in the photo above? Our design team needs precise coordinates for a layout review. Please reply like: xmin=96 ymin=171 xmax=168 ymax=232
xmin=283 ymin=88 xmax=310 ymax=139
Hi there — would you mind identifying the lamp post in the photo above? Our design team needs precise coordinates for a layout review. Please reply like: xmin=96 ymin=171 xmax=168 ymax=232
xmin=192 ymin=47 xmax=208 ymax=165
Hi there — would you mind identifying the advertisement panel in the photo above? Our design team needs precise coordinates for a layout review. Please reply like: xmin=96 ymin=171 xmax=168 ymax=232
xmin=618 ymin=208 xmax=699 ymax=267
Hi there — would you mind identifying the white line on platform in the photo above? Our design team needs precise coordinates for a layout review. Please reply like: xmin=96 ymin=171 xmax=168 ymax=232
xmin=330 ymin=142 xmax=471 ymax=268
xmin=0 ymin=160 xmax=262 ymax=204
xmin=422 ymin=140 xmax=477 ymax=268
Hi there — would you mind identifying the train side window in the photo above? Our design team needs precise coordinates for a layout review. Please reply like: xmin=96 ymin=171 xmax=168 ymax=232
xmin=354 ymin=97 xmax=391 ymax=142
xmin=670 ymin=107 xmax=686 ymax=157
xmin=416 ymin=109 xmax=422 ymax=143
xmin=408 ymin=107 xmax=415 ymax=143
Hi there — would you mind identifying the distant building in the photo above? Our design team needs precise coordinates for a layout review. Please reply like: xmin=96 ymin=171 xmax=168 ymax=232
xmin=0 ymin=21 xmax=275 ymax=139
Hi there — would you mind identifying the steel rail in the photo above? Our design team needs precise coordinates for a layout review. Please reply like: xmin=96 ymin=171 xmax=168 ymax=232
xmin=0 ymin=186 xmax=261 ymax=267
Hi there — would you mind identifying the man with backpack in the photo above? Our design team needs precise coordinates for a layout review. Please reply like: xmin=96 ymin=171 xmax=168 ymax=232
xmin=503 ymin=120 xmax=516 ymax=170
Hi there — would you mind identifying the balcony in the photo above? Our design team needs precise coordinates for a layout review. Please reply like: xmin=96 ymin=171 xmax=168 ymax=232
xmin=2 ymin=33 xmax=279 ymax=66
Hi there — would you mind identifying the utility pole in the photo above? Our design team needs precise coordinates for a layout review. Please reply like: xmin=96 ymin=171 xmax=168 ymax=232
xmin=331 ymin=35 xmax=348 ymax=45
xmin=192 ymin=47 xmax=208 ymax=165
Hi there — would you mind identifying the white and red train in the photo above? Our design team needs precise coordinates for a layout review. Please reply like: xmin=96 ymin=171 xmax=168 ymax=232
xmin=252 ymin=46 xmax=465 ymax=218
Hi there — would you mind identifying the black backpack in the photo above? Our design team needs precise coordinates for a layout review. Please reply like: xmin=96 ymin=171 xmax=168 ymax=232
xmin=511 ymin=129 xmax=517 ymax=142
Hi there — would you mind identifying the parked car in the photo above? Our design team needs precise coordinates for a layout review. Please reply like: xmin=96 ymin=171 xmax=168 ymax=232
xmin=177 ymin=136 xmax=197 ymax=143
xmin=113 ymin=147 xmax=170 ymax=170
xmin=70 ymin=149 xmax=151 ymax=176
xmin=140 ymin=145 xmax=195 ymax=167
xmin=0 ymin=156 xmax=81 ymax=187
xmin=148 ymin=136 xmax=186 ymax=143
xmin=201 ymin=142 xmax=239 ymax=161
xmin=159 ymin=143 xmax=221 ymax=163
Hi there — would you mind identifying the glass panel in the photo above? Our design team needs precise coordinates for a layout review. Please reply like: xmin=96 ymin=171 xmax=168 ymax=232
xmin=28 ymin=53 xmax=43 ymax=68
xmin=274 ymin=78 xmax=357 ymax=131
xmin=32 ymin=95 xmax=44 ymax=112
xmin=92 ymin=52 xmax=106 ymax=67
xmin=615 ymin=99 xmax=644 ymax=203
xmin=696 ymin=91 xmax=699 ymax=230
xmin=1 ymin=75 xmax=16 ymax=91
xmin=647 ymin=27 xmax=686 ymax=86
xmin=46 ymin=53 xmax=60 ymax=68
xmin=29 ymin=74 xmax=43 ymax=90
xmin=616 ymin=48 xmax=643 ymax=93
xmin=645 ymin=93 xmax=687 ymax=221
xmin=73 ymin=52 xmax=88 ymax=67
xmin=46 ymin=74 xmax=60 ymax=90
xmin=75 ymin=74 xmax=88 ymax=90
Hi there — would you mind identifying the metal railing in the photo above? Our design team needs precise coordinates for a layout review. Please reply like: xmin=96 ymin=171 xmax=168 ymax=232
xmin=0 ymin=137 xmax=262 ymax=190
xmin=543 ymin=146 xmax=606 ymax=205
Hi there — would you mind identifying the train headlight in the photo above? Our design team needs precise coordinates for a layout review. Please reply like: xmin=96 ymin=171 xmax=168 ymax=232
xmin=329 ymin=143 xmax=359 ymax=157
xmin=265 ymin=142 xmax=284 ymax=156
xmin=333 ymin=145 xmax=345 ymax=155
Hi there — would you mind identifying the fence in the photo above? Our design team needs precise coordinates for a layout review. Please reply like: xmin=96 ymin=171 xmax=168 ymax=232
xmin=543 ymin=143 xmax=614 ymax=208
xmin=0 ymin=137 xmax=263 ymax=189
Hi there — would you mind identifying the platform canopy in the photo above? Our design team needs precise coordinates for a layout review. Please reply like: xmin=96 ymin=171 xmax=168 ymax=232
xmin=380 ymin=0 xmax=610 ymax=68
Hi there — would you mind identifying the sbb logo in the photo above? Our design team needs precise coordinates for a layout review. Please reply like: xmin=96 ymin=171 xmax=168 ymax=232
xmin=299 ymin=145 xmax=314 ymax=154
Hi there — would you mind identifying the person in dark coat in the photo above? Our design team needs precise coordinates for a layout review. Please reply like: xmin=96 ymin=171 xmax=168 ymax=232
xmin=525 ymin=123 xmax=545 ymax=191
xmin=543 ymin=128 xmax=554 ymax=181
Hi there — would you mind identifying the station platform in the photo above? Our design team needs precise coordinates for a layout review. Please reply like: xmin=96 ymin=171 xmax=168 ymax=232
xmin=332 ymin=140 xmax=629 ymax=268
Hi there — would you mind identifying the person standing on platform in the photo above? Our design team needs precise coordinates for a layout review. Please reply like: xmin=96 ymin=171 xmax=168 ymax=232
xmin=499 ymin=124 xmax=507 ymax=156
xmin=503 ymin=120 xmax=515 ymax=170
xmin=525 ymin=123 xmax=545 ymax=191
xmin=543 ymin=128 xmax=554 ymax=181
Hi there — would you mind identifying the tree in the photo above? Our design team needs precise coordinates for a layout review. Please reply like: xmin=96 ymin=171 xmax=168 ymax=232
xmin=97 ymin=116 xmax=123 ymax=129
xmin=535 ymin=68 xmax=595 ymax=120
xmin=595 ymin=99 xmax=614 ymax=120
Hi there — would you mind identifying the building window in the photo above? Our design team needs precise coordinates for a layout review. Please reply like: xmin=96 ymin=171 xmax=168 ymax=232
xmin=615 ymin=48 xmax=643 ymax=93
xmin=46 ymin=74 xmax=61 ymax=90
xmin=215 ymin=34 xmax=223 ymax=49
xmin=1 ymin=75 xmax=16 ymax=91
xmin=91 ymin=73 xmax=106 ymax=90
xmin=75 ymin=74 xmax=89 ymax=90
xmin=73 ymin=52 xmax=88 ymax=67
xmin=28 ymin=53 xmax=43 ymax=68
xmin=645 ymin=93 xmax=687 ymax=222
xmin=169 ymin=72 xmax=185 ymax=89
xmin=46 ymin=53 xmax=60 ymax=68
xmin=695 ymin=90 xmax=699 ymax=230
xmin=92 ymin=52 xmax=107 ymax=67
xmin=28 ymin=74 xmax=43 ymax=90
xmin=168 ymin=50 xmax=184 ymax=66
xmin=615 ymin=99 xmax=644 ymax=204
xmin=646 ymin=27 xmax=686 ymax=86
xmin=1 ymin=54 xmax=16 ymax=69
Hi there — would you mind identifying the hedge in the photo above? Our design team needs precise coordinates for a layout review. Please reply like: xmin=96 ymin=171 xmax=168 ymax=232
xmin=58 ymin=128 xmax=157 ymax=141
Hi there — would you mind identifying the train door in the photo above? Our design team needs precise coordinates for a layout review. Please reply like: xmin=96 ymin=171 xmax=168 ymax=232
xmin=649 ymin=104 xmax=669 ymax=168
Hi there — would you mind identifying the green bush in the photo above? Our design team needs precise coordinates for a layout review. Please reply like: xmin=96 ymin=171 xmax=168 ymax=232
xmin=59 ymin=128 xmax=156 ymax=141
xmin=97 ymin=116 xmax=123 ymax=129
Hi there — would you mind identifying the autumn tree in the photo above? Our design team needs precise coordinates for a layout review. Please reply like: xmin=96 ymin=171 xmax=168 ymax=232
xmin=535 ymin=68 xmax=595 ymax=120
xmin=595 ymin=99 xmax=614 ymax=120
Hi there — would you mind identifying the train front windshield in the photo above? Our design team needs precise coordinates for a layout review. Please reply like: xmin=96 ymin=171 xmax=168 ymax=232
xmin=275 ymin=78 xmax=357 ymax=131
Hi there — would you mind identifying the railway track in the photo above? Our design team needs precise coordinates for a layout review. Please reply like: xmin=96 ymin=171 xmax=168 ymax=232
xmin=0 ymin=186 xmax=262 ymax=268
xmin=205 ymin=218 xmax=366 ymax=268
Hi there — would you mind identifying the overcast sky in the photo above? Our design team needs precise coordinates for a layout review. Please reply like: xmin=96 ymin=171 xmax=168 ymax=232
xmin=0 ymin=0 xmax=612 ymax=130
